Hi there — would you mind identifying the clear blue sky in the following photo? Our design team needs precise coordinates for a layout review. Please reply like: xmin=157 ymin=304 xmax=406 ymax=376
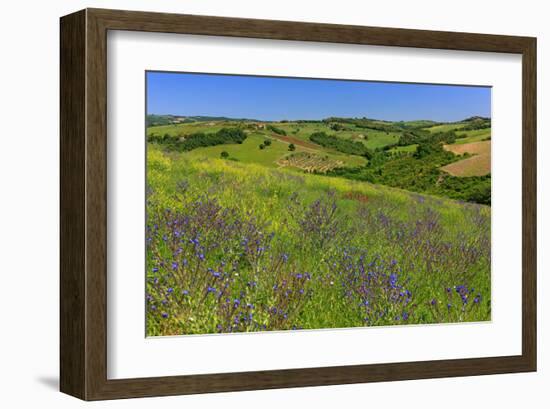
xmin=147 ymin=71 xmax=491 ymax=122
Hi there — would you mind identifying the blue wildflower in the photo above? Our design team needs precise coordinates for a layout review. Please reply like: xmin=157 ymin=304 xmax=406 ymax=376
xmin=389 ymin=273 xmax=398 ymax=289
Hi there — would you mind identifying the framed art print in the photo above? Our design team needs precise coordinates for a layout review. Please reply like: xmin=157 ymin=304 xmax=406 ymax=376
xmin=60 ymin=8 xmax=536 ymax=400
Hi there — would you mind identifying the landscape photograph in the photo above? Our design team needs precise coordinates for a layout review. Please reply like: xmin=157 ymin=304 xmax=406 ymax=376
xmin=145 ymin=72 xmax=492 ymax=336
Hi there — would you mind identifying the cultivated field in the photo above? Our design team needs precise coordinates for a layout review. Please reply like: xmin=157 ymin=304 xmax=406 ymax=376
xmin=442 ymin=141 xmax=491 ymax=176
xmin=277 ymin=152 xmax=343 ymax=172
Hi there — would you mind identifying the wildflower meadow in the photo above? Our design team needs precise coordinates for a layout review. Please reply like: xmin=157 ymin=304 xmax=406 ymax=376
xmin=146 ymin=146 xmax=491 ymax=336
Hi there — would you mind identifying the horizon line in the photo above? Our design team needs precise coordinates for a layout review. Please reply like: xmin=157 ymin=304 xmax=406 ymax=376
xmin=146 ymin=113 xmax=491 ymax=124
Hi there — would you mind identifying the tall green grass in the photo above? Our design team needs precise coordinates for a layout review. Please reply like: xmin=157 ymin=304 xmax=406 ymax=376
xmin=146 ymin=146 xmax=491 ymax=336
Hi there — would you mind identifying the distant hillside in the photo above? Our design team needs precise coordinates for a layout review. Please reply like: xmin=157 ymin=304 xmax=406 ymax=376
xmin=147 ymin=114 xmax=263 ymax=126
xmin=394 ymin=120 xmax=440 ymax=129
xmin=147 ymin=114 xmax=491 ymax=129
xmin=460 ymin=116 xmax=491 ymax=122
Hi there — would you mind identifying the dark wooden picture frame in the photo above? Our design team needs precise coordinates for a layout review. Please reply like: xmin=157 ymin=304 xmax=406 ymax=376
xmin=60 ymin=8 xmax=537 ymax=400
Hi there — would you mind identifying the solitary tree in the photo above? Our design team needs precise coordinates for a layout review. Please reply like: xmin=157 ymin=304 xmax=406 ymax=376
xmin=288 ymin=143 xmax=296 ymax=151
xmin=220 ymin=151 xmax=229 ymax=159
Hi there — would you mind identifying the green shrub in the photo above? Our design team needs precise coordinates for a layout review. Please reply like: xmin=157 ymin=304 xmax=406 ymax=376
xmin=267 ymin=125 xmax=287 ymax=135
xmin=310 ymin=131 xmax=372 ymax=159
xmin=155 ymin=128 xmax=247 ymax=152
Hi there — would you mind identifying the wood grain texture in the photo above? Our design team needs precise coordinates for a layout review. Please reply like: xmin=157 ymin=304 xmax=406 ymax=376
xmin=59 ymin=9 xmax=86 ymax=400
xmin=59 ymin=8 xmax=537 ymax=400
xmin=522 ymin=37 xmax=537 ymax=371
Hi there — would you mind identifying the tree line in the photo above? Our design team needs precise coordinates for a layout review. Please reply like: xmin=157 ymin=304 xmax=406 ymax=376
xmin=327 ymin=138 xmax=490 ymax=205
xmin=309 ymin=131 xmax=373 ymax=159
xmin=148 ymin=128 xmax=247 ymax=152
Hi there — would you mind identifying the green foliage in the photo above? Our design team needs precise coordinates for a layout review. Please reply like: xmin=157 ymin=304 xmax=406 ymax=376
xmin=146 ymin=117 xmax=490 ymax=205
xmin=461 ymin=117 xmax=491 ymax=131
xmin=220 ymin=151 xmax=229 ymax=159
xmin=267 ymin=125 xmax=287 ymax=135
xmin=150 ymin=127 xmax=247 ymax=152
xmin=328 ymin=140 xmax=489 ymax=204
xmin=310 ymin=131 xmax=372 ymax=159
xmin=395 ymin=120 xmax=440 ymax=129
xmin=397 ymin=129 xmax=456 ymax=147
xmin=435 ymin=175 xmax=491 ymax=205
xmin=324 ymin=117 xmax=401 ymax=132
xmin=146 ymin=114 xmax=176 ymax=126
xmin=329 ymin=122 xmax=347 ymax=131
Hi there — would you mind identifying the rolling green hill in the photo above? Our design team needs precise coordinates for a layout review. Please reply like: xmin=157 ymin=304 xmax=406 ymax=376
xmin=146 ymin=115 xmax=491 ymax=204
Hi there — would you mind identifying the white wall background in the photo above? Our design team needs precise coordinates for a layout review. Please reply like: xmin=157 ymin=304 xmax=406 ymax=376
xmin=0 ymin=0 xmax=546 ymax=407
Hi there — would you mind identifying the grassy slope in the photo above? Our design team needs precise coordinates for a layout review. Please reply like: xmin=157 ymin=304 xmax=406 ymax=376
xmin=146 ymin=145 xmax=491 ymax=335
xmin=147 ymin=122 xmax=231 ymax=137
xmin=454 ymin=128 xmax=491 ymax=144
xmin=148 ymin=120 xmax=491 ymax=179
xmin=182 ymin=132 xmax=367 ymax=168
xmin=264 ymin=122 xmax=402 ymax=150
xmin=151 ymin=121 xmax=369 ymax=169
xmin=426 ymin=123 xmax=466 ymax=133
xmin=184 ymin=133 xmax=290 ymax=167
